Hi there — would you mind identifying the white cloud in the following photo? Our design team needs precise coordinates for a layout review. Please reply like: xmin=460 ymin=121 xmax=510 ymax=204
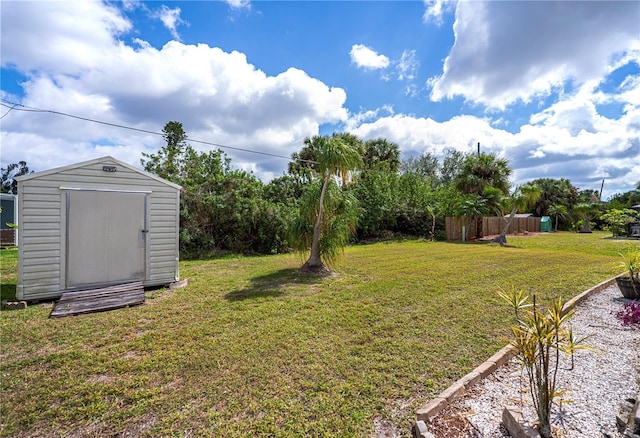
xmin=122 ymin=0 xmax=141 ymax=12
xmin=153 ymin=5 xmax=187 ymax=40
xmin=344 ymin=105 xmax=395 ymax=131
xmin=352 ymin=46 xmax=418 ymax=86
xmin=226 ymin=0 xmax=251 ymax=10
xmin=1 ymin=0 xmax=638 ymax=200
xmin=429 ymin=1 xmax=640 ymax=109
xmin=350 ymin=44 xmax=390 ymax=70
xmin=348 ymin=80 xmax=640 ymax=198
xmin=0 ymin=1 xmax=131 ymax=74
xmin=0 ymin=1 xmax=347 ymax=181
xmin=396 ymin=50 xmax=418 ymax=81
xmin=422 ymin=0 xmax=456 ymax=26
xmin=349 ymin=113 xmax=505 ymax=159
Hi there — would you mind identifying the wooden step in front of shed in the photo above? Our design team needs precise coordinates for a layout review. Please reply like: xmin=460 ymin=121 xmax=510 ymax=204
xmin=50 ymin=281 xmax=145 ymax=318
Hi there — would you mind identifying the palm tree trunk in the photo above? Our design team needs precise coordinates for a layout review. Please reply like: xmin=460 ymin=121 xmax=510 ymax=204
xmin=579 ymin=218 xmax=592 ymax=233
xmin=492 ymin=206 xmax=518 ymax=246
xmin=303 ymin=175 xmax=330 ymax=272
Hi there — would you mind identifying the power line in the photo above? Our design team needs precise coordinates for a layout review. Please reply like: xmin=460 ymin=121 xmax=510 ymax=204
xmin=0 ymin=103 xmax=18 ymax=120
xmin=0 ymin=99 xmax=317 ymax=164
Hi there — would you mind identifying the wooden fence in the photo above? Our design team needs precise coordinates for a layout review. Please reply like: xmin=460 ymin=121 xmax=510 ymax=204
xmin=0 ymin=229 xmax=15 ymax=246
xmin=446 ymin=216 xmax=541 ymax=241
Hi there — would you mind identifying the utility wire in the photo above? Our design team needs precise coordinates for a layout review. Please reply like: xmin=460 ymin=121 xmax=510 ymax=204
xmin=0 ymin=103 xmax=17 ymax=120
xmin=0 ymin=99 xmax=317 ymax=164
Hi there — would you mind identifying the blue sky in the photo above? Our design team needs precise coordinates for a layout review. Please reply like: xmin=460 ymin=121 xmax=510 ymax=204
xmin=1 ymin=0 xmax=639 ymax=198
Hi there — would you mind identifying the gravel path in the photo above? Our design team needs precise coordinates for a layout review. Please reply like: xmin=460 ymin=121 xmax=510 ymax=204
xmin=426 ymin=284 xmax=640 ymax=437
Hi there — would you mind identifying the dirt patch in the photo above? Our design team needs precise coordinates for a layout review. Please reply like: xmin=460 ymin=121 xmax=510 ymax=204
xmin=373 ymin=416 xmax=402 ymax=437
xmin=86 ymin=374 xmax=114 ymax=384
xmin=422 ymin=404 xmax=475 ymax=437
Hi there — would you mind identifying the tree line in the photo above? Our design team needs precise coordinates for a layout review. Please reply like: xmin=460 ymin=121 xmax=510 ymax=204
xmin=3 ymin=121 xmax=639 ymax=267
xmin=137 ymin=122 xmax=640 ymax=266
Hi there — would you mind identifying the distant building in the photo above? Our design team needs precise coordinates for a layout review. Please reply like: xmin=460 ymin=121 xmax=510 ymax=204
xmin=0 ymin=193 xmax=17 ymax=246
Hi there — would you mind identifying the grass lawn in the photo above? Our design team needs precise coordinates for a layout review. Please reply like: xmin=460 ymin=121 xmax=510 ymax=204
xmin=0 ymin=232 xmax=635 ymax=437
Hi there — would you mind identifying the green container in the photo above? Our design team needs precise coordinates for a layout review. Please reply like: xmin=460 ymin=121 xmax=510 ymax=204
xmin=540 ymin=216 xmax=552 ymax=232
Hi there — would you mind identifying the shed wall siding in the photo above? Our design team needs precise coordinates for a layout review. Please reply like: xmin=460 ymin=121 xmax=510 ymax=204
xmin=147 ymin=190 xmax=179 ymax=282
xmin=17 ymin=158 xmax=180 ymax=300
xmin=17 ymin=184 xmax=62 ymax=300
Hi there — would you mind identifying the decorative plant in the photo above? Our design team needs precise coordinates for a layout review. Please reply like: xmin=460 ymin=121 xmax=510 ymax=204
xmin=615 ymin=248 xmax=640 ymax=298
xmin=498 ymin=288 xmax=589 ymax=438
xmin=617 ymin=248 xmax=640 ymax=281
xmin=615 ymin=300 xmax=640 ymax=328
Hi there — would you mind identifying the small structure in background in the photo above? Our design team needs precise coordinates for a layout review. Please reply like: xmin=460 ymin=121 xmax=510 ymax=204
xmin=629 ymin=205 xmax=640 ymax=238
xmin=15 ymin=156 xmax=182 ymax=302
xmin=540 ymin=216 xmax=552 ymax=233
xmin=0 ymin=193 xmax=18 ymax=246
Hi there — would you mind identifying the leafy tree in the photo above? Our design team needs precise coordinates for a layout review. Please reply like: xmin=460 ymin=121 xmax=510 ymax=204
xmin=577 ymin=188 xmax=601 ymax=203
xmin=401 ymin=152 xmax=439 ymax=187
xmin=1 ymin=161 xmax=32 ymax=194
xmin=439 ymin=148 xmax=466 ymax=186
xmin=430 ymin=184 xmax=466 ymax=220
xmin=142 ymin=121 xmax=292 ymax=257
xmin=607 ymin=186 xmax=640 ymax=210
xmin=394 ymin=171 xmax=436 ymax=237
xmin=263 ymin=174 xmax=306 ymax=206
xmin=289 ymin=135 xmax=363 ymax=273
xmin=141 ymin=121 xmax=189 ymax=183
xmin=350 ymin=161 xmax=460 ymax=240
xmin=455 ymin=153 xmax=511 ymax=238
xmin=601 ymin=208 xmax=639 ymax=237
xmin=350 ymin=167 xmax=398 ymax=239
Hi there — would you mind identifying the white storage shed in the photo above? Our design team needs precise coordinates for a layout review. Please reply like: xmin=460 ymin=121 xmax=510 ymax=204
xmin=16 ymin=156 xmax=181 ymax=301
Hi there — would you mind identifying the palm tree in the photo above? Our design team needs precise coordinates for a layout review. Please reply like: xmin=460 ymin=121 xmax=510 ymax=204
xmin=456 ymin=194 xmax=489 ymax=240
xmin=572 ymin=202 xmax=600 ymax=233
xmin=547 ymin=204 xmax=568 ymax=232
xmin=530 ymin=178 xmax=577 ymax=217
xmin=455 ymin=153 xmax=511 ymax=238
xmin=491 ymin=183 xmax=541 ymax=246
xmin=363 ymin=138 xmax=401 ymax=172
xmin=291 ymin=135 xmax=363 ymax=273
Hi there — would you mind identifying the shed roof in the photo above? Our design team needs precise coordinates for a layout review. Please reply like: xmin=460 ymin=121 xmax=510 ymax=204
xmin=15 ymin=156 xmax=181 ymax=190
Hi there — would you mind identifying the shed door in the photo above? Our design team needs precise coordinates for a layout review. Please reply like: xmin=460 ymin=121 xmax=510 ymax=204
xmin=67 ymin=191 xmax=146 ymax=289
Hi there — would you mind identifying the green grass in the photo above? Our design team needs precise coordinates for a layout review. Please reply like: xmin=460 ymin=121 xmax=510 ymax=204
xmin=0 ymin=232 xmax=635 ymax=437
